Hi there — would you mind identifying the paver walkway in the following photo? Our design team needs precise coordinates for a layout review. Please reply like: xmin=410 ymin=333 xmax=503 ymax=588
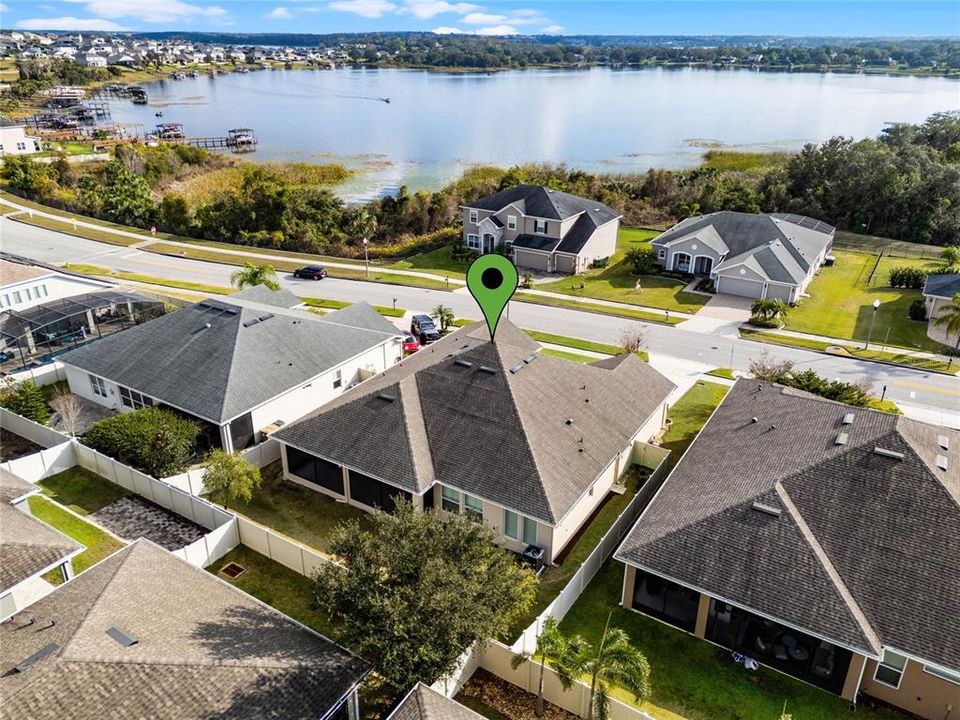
xmin=90 ymin=495 xmax=206 ymax=550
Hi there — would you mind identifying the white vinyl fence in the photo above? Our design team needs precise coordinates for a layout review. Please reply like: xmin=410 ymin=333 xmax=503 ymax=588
xmin=5 ymin=361 xmax=66 ymax=387
xmin=242 ymin=438 xmax=282 ymax=469
xmin=236 ymin=514 xmax=335 ymax=577
xmin=1 ymin=441 xmax=75 ymax=483
xmin=0 ymin=406 xmax=71 ymax=448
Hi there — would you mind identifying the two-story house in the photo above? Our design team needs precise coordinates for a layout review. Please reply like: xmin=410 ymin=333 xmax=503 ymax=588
xmin=461 ymin=185 xmax=621 ymax=274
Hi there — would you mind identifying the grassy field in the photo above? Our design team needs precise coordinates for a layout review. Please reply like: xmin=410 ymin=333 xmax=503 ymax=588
xmin=784 ymin=250 xmax=947 ymax=352
xmin=11 ymin=214 xmax=142 ymax=247
xmin=38 ymin=467 xmax=130 ymax=515
xmin=502 ymin=468 xmax=648 ymax=642
xmin=227 ymin=463 xmax=374 ymax=555
xmin=559 ymin=560 xmax=911 ymax=720
xmin=515 ymin=292 xmax=684 ymax=325
xmin=388 ymin=244 xmax=470 ymax=280
xmin=173 ymin=162 xmax=353 ymax=205
xmin=27 ymin=495 xmax=125 ymax=582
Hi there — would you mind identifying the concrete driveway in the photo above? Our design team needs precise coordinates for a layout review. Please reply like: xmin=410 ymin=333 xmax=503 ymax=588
xmin=678 ymin=293 xmax=753 ymax=337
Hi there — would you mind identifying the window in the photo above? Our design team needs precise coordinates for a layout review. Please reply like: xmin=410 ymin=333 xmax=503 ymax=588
xmin=441 ymin=486 xmax=460 ymax=513
xmin=38 ymin=284 xmax=48 ymax=297
xmin=16 ymin=142 xmax=26 ymax=151
xmin=522 ymin=516 xmax=537 ymax=546
xmin=875 ymin=650 xmax=907 ymax=688
xmin=333 ymin=368 xmax=342 ymax=389
xmin=89 ymin=374 xmax=107 ymax=398
xmin=468 ymin=209 xmax=478 ymax=223
xmin=12 ymin=291 xmax=21 ymax=304
xmin=658 ymin=249 xmax=666 ymax=259
xmin=507 ymin=215 xmax=517 ymax=230
xmin=504 ymin=509 xmax=519 ymax=539
xmin=923 ymin=664 xmax=960 ymax=685
xmin=119 ymin=385 xmax=152 ymax=410
xmin=533 ymin=219 xmax=548 ymax=234
xmin=466 ymin=234 xmax=480 ymax=250
xmin=464 ymin=494 xmax=483 ymax=521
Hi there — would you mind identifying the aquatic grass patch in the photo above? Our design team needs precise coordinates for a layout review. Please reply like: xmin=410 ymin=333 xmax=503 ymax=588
xmin=174 ymin=162 xmax=354 ymax=206
xmin=701 ymin=149 xmax=791 ymax=172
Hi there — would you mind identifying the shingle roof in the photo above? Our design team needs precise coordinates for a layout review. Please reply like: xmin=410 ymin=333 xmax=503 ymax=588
xmin=555 ymin=212 xmax=599 ymax=254
xmin=923 ymin=273 xmax=960 ymax=300
xmin=0 ymin=258 xmax=51 ymax=286
xmin=652 ymin=212 xmax=834 ymax=285
xmin=275 ymin=321 xmax=674 ymax=524
xmin=229 ymin=284 xmax=301 ymax=308
xmin=0 ymin=468 xmax=37 ymax=505
xmin=388 ymin=683 xmax=484 ymax=720
xmin=60 ymin=294 xmax=398 ymax=423
xmin=616 ymin=380 xmax=960 ymax=670
xmin=465 ymin=184 xmax=620 ymax=226
xmin=512 ymin=234 xmax=561 ymax=252
xmin=0 ymin=540 xmax=368 ymax=720
xmin=0 ymin=478 xmax=81 ymax=593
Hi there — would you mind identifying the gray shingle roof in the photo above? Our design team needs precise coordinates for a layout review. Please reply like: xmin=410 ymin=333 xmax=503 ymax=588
xmin=465 ymin=184 xmax=620 ymax=226
xmin=229 ymin=284 xmax=301 ymax=309
xmin=275 ymin=321 xmax=674 ymax=524
xmin=555 ymin=213 xmax=599 ymax=254
xmin=0 ymin=468 xmax=37 ymax=505
xmin=0 ymin=485 xmax=81 ymax=593
xmin=652 ymin=212 xmax=834 ymax=285
xmin=512 ymin=234 xmax=561 ymax=252
xmin=60 ymin=294 xmax=398 ymax=423
xmin=616 ymin=380 xmax=960 ymax=670
xmin=388 ymin=683 xmax=484 ymax=720
xmin=923 ymin=273 xmax=960 ymax=300
xmin=0 ymin=540 xmax=368 ymax=720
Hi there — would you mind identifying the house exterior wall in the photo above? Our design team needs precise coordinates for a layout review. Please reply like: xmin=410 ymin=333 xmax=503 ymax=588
xmin=64 ymin=363 xmax=126 ymax=411
xmin=576 ymin=219 xmax=619 ymax=263
xmin=925 ymin=295 xmax=951 ymax=320
xmin=0 ymin=272 xmax=110 ymax=313
xmin=550 ymin=454 xmax=619 ymax=561
xmin=0 ymin=126 xmax=42 ymax=156
xmin=859 ymin=657 xmax=960 ymax=720
xmin=661 ymin=237 xmax=721 ymax=274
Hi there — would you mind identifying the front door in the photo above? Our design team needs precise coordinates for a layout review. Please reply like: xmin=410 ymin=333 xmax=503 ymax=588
xmin=483 ymin=234 xmax=495 ymax=253
xmin=694 ymin=256 xmax=714 ymax=276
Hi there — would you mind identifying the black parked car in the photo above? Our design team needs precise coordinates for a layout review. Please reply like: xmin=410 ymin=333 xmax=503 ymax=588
xmin=292 ymin=265 xmax=327 ymax=280
xmin=410 ymin=314 xmax=441 ymax=344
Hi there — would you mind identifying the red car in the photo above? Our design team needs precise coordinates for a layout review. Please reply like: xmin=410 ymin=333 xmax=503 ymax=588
xmin=400 ymin=332 xmax=420 ymax=354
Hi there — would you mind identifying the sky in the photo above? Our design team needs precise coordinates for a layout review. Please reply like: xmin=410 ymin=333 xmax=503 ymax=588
xmin=1 ymin=1 xmax=958 ymax=38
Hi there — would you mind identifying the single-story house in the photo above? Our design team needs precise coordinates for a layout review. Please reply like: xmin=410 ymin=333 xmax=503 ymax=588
xmin=0 ymin=469 xmax=81 ymax=621
xmin=60 ymin=287 xmax=403 ymax=453
xmin=0 ymin=126 xmax=42 ymax=156
xmin=615 ymin=380 xmax=960 ymax=720
xmin=461 ymin=184 xmax=622 ymax=274
xmin=651 ymin=212 xmax=835 ymax=302
xmin=923 ymin=273 xmax=960 ymax=321
xmin=388 ymin=683 xmax=484 ymax=720
xmin=0 ymin=539 xmax=370 ymax=719
xmin=274 ymin=320 xmax=675 ymax=564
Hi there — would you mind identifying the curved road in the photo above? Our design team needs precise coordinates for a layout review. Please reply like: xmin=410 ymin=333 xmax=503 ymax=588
xmin=2 ymin=217 xmax=958 ymax=427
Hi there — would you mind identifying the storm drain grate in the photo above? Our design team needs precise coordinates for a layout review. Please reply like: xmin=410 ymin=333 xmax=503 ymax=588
xmin=219 ymin=562 xmax=246 ymax=579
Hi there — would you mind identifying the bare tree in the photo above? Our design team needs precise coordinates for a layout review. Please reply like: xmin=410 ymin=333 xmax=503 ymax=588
xmin=619 ymin=326 xmax=646 ymax=355
xmin=50 ymin=389 xmax=83 ymax=437
xmin=748 ymin=349 xmax=795 ymax=382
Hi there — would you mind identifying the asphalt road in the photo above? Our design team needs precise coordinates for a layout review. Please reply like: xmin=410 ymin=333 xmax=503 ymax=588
xmin=3 ymin=217 xmax=958 ymax=426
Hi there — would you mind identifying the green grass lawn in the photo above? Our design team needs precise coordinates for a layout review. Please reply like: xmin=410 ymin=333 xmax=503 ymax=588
xmin=11 ymin=214 xmax=142 ymax=247
xmin=502 ymin=468 xmax=649 ymax=642
xmin=558 ymin=560 xmax=911 ymax=720
xmin=539 ymin=347 xmax=597 ymax=363
xmin=784 ymin=250 xmax=948 ymax=353
xmin=388 ymin=244 xmax=470 ymax=280
xmin=705 ymin=368 xmax=736 ymax=380
xmin=65 ymin=263 xmax=233 ymax=295
xmin=27 ymin=495 xmax=125 ymax=582
xmin=662 ymin=381 xmax=729 ymax=471
xmin=515 ymin=291 xmax=684 ymax=325
xmin=525 ymin=330 xmax=622 ymax=356
xmin=229 ymin=462 xmax=374 ymax=555
xmin=37 ymin=467 xmax=130 ymax=515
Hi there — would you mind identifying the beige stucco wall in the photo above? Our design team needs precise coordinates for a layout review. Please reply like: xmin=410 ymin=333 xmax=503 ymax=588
xmin=841 ymin=654 xmax=866 ymax=701
xmin=575 ymin=218 xmax=619 ymax=264
xmin=860 ymin=657 xmax=960 ymax=720
xmin=550 ymin=455 xmax=620 ymax=561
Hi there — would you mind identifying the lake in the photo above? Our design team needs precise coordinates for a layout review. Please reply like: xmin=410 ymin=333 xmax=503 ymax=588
xmin=105 ymin=66 xmax=960 ymax=201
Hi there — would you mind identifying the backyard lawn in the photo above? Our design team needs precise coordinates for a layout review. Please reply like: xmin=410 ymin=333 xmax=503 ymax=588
xmin=229 ymin=462 xmax=374 ymax=555
xmin=558 ymin=561 xmax=912 ymax=720
xmin=37 ymin=466 xmax=130 ymax=515
xmin=27 ymin=495 xmax=125 ymax=581
xmin=784 ymin=250 xmax=948 ymax=352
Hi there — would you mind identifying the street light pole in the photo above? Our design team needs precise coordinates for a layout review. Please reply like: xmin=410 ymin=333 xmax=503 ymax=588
xmin=865 ymin=299 xmax=880 ymax=350
xmin=363 ymin=237 xmax=369 ymax=279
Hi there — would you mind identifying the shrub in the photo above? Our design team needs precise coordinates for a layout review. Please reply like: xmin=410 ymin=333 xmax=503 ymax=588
xmin=909 ymin=298 xmax=928 ymax=321
xmin=1 ymin=381 xmax=50 ymax=425
xmin=747 ymin=316 xmax=783 ymax=328
xmin=520 ymin=272 xmax=534 ymax=289
xmin=202 ymin=449 xmax=261 ymax=509
xmin=888 ymin=266 xmax=927 ymax=289
xmin=84 ymin=407 xmax=199 ymax=477
xmin=348 ymin=227 xmax=460 ymax=260
xmin=590 ymin=256 xmax=610 ymax=269
xmin=625 ymin=248 xmax=657 ymax=275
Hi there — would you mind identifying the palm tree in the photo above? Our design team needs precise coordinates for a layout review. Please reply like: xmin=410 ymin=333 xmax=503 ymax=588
xmin=432 ymin=304 xmax=455 ymax=333
xmin=939 ymin=245 xmax=960 ymax=268
xmin=750 ymin=298 xmax=788 ymax=322
xmin=230 ymin=262 xmax=279 ymax=291
xmin=934 ymin=293 xmax=960 ymax=351
xmin=511 ymin=618 xmax=575 ymax=717
xmin=565 ymin=613 xmax=652 ymax=720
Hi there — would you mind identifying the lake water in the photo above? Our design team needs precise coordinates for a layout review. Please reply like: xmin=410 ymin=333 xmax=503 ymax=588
xmin=105 ymin=66 xmax=960 ymax=201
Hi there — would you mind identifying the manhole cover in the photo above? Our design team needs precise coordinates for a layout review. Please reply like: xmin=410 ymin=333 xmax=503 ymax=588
xmin=219 ymin=562 xmax=246 ymax=579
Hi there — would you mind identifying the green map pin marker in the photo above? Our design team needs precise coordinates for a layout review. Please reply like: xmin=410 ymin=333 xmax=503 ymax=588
xmin=466 ymin=254 xmax=519 ymax=342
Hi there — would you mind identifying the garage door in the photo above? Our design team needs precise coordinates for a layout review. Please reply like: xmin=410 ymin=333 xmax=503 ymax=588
xmin=766 ymin=283 xmax=795 ymax=303
xmin=717 ymin=275 xmax=765 ymax=299
xmin=514 ymin=250 xmax=550 ymax=272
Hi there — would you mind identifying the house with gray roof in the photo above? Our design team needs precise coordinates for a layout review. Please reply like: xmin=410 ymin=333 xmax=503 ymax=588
xmin=273 ymin=320 xmax=674 ymax=563
xmin=60 ymin=288 xmax=403 ymax=453
xmin=387 ymin=683 xmax=484 ymax=720
xmin=923 ymin=273 xmax=960 ymax=344
xmin=0 ymin=469 xmax=81 ymax=622
xmin=651 ymin=211 xmax=835 ymax=302
xmin=615 ymin=380 xmax=960 ymax=720
xmin=0 ymin=539 xmax=369 ymax=720
xmin=461 ymin=185 xmax=622 ymax=274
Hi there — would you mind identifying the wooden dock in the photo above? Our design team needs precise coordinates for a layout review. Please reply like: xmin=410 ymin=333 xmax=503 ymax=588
xmin=186 ymin=128 xmax=258 ymax=153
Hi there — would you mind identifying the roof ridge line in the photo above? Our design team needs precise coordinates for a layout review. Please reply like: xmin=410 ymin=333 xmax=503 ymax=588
xmin=774 ymin=481 xmax=883 ymax=654
xmin=401 ymin=375 xmax=436 ymax=493
xmin=218 ymin=308 xmax=247 ymax=422
xmin=59 ymin=545 xmax=132 ymax=658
